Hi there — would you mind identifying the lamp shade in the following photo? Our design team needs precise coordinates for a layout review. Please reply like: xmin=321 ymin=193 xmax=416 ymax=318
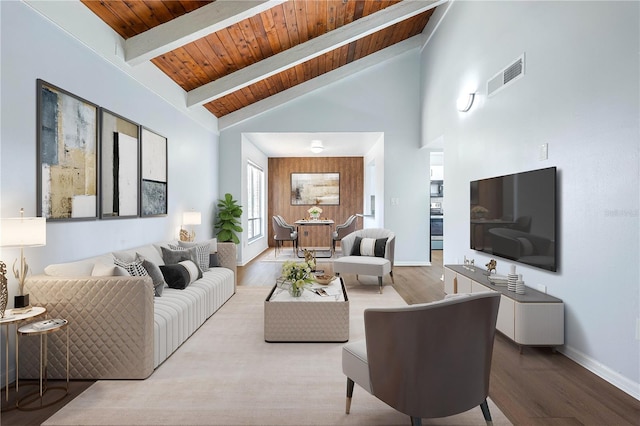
xmin=182 ymin=211 xmax=202 ymax=225
xmin=0 ymin=217 xmax=47 ymax=247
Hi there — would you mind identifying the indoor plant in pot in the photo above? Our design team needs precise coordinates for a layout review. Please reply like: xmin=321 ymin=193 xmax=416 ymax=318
xmin=214 ymin=193 xmax=243 ymax=244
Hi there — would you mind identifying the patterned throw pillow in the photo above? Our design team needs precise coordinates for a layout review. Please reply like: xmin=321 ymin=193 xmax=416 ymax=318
xmin=114 ymin=257 xmax=149 ymax=277
xmin=137 ymin=254 xmax=166 ymax=297
xmin=350 ymin=237 xmax=388 ymax=257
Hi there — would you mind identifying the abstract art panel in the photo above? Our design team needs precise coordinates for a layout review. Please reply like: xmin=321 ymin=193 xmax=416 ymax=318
xmin=37 ymin=80 xmax=98 ymax=220
xmin=141 ymin=127 xmax=168 ymax=217
xmin=100 ymin=109 xmax=139 ymax=218
xmin=291 ymin=173 xmax=340 ymax=205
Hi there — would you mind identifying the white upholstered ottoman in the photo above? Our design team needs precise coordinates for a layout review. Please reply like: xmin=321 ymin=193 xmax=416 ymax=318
xmin=333 ymin=256 xmax=391 ymax=293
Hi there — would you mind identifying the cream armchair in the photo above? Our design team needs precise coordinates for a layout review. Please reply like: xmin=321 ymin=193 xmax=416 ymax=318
xmin=342 ymin=292 xmax=501 ymax=425
xmin=333 ymin=228 xmax=395 ymax=293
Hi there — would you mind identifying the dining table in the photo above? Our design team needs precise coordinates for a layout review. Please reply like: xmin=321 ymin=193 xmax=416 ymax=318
xmin=294 ymin=219 xmax=335 ymax=258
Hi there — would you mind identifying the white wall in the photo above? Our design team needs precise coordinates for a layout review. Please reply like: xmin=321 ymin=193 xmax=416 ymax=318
xmin=0 ymin=3 xmax=219 ymax=299
xmin=220 ymin=49 xmax=430 ymax=266
xmin=420 ymin=1 xmax=640 ymax=397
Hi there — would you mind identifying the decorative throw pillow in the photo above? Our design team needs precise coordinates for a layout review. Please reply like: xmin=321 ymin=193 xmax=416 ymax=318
xmin=209 ymin=253 xmax=220 ymax=268
xmin=160 ymin=260 xmax=199 ymax=290
xmin=114 ymin=257 xmax=149 ymax=277
xmin=137 ymin=254 xmax=166 ymax=297
xmin=91 ymin=262 xmax=128 ymax=277
xmin=175 ymin=241 xmax=210 ymax=272
xmin=351 ymin=237 xmax=388 ymax=258
xmin=161 ymin=246 xmax=203 ymax=279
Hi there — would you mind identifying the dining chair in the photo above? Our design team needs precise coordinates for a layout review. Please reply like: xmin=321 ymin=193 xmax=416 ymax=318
xmin=332 ymin=215 xmax=358 ymax=255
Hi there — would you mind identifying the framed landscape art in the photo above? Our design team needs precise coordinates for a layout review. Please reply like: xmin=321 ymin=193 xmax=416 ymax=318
xmin=100 ymin=109 xmax=140 ymax=219
xmin=37 ymin=79 xmax=98 ymax=221
xmin=140 ymin=127 xmax=168 ymax=217
xmin=290 ymin=172 xmax=340 ymax=205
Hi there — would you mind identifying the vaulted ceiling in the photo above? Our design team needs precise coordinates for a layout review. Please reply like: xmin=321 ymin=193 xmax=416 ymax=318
xmin=78 ymin=0 xmax=441 ymax=126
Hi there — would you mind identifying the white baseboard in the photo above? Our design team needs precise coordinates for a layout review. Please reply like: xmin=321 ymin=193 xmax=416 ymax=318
xmin=394 ymin=261 xmax=431 ymax=266
xmin=559 ymin=345 xmax=640 ymax=401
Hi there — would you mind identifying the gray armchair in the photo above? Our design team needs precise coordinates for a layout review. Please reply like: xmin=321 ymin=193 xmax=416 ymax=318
xmin=272 ymin=215 xmax=298 ymax=257
xmin=332 ymin=215 xmax=357 ymax=255
xmin=342 ymin=292 xmax=501 ymax=426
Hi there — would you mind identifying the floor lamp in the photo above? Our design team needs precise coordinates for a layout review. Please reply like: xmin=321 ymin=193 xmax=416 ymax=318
xmin=0 ymin=209 xmax=47 ymax=308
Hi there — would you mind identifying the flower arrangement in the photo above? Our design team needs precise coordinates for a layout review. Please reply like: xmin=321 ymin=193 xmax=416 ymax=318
xmin=307 ymin=206 xmax=322 ymax=218
xmin=471 ymin=205 xmax=489 ymax=219
xmin=281 ymin=259 xmax=315 ymax=296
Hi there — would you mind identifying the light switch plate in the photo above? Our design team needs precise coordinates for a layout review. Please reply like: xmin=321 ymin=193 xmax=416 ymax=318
xmin=539 ymin=143 xmax=548 ymax=160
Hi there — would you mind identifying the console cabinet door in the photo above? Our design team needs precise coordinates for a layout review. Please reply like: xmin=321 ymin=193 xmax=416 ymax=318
xmin=443 ymin=268 xmax=456 ymax=294
xmin=496 ymin=295 xmax=515 ymax=340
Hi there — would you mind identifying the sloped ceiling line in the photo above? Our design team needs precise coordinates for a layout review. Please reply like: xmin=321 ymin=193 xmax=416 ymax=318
xmin=186 ymin=0 xmax=440 ymax=107
xmin=125 ymin=1 xmax=287 ymax=65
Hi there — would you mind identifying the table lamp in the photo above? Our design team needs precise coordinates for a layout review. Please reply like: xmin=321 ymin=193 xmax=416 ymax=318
xmin=0 ymin=208 xmax=47 ymax=308
xmin=180 ymin=211 xmax=201 ymax=242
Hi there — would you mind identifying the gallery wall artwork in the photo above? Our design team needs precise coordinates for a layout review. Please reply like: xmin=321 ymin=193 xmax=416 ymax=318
xmin=100 ymin=109 xmax=140 ymax=219
xmin=141 ymin=127 xmax=168 ymax=217
xmin=37 ymin=80 xmax=98 ymax=220
xmin=291 ymin=173 xmax=340 ymax=205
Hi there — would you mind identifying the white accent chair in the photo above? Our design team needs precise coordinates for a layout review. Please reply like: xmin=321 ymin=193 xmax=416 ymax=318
xmin=333 ymin=228 xmax=394 ymax=293
xmin=342 ymin=292 xmax=501 ymax=426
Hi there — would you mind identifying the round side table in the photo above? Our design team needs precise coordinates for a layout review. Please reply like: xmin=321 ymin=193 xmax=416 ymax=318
xmin=0 ymin=306 xmax=46 ymax=411
xmin=16 ymin=318 xmax=69 ymax=411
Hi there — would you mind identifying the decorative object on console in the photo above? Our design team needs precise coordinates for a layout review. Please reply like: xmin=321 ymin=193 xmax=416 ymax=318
xmin=0 ymin=209 xmax=47 ymax=308
xmin=485 ymin=259 xmax=497 ymax=275
xmin=0 ymin=261 xmax=8 ymax=318
xmin=214 ymin=193 xmax=243 ymax=244
xmin=180 ymin=211 xmax=201 ymax=242
xmin=516 ymin=276 xmax=525 ymax=295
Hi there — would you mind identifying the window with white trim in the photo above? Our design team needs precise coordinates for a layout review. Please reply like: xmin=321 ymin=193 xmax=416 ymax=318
xmin=247 ymin=161 xmax=264 ymax=242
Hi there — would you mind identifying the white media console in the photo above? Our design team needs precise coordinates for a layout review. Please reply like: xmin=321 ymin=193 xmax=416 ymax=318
xmin=444 ymin=265 xmax=564 ymax=351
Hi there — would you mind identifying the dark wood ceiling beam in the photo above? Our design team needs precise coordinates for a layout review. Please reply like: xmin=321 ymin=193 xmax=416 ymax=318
xmin=186 ymin=0 xmax=443 ymax=108
xmin=124 ymin=0 xmax=286 ymax=65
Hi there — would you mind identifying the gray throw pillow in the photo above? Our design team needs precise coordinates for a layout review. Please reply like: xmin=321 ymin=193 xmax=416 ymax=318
xmin=137 ymin=254 xmax=166 ymax=297
xmin=161 ymin=246 xmax=203 ymax=279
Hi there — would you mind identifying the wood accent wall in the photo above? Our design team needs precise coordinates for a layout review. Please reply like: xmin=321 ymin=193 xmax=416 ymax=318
xmin=268 ymin=157 xmax=363 ymax=249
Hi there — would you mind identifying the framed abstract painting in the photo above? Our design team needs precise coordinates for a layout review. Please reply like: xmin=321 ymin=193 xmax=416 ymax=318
xmin=140 ymin=127 xmax=168 ymax=217
xmin=290 ymin=172 xmax=340 ymax=205
xmin=100 ymin=108 xmax=140 ymax=219
xmin=37 ymin=79 xmax=99 ymax=221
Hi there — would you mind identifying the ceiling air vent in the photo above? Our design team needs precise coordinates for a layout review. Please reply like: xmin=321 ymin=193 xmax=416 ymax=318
xmin=487 ymin=53 xmax=525 ymax=97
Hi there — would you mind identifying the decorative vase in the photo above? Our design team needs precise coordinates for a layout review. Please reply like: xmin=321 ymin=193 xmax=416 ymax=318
xmin=289 ymin=285 xmax=304 ymax=297
xmin=0 ymin=262 xmax=8 ymax=318
xmin=310 ymin=213 xmax=320 ymax=220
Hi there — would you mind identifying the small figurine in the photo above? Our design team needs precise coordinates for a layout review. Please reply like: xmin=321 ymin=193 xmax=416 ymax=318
xmin=486 ymin=259 xmax=497 ymax=275
xmin=303 ymin=249 xmax=316 ymax=271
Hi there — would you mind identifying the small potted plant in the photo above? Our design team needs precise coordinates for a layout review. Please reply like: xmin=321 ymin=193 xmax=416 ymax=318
xmin=307 ymin=206 xmax=322 ymax=220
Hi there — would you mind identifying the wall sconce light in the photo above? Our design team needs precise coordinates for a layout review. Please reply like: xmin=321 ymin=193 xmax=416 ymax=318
xmin=180 ymin=211 xmax=201 ymax=242
xmin=0 ymin=208 xmax=47 ymax=308
xmin=310 ymin=140 xmax=324 ymax=154
xmin=457 ymin=93 xmax=476 ymax=112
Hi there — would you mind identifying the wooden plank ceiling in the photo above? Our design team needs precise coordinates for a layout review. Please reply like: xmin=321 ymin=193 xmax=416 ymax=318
xmin=81 ymin=0 xmax=437 ymax=118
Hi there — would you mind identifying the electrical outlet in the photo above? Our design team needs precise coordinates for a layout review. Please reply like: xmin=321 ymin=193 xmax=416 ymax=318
xmin=535 ymin=283 xmax=547 ymax=293
xmin=539 ymin=143 xmax=548 ymax=160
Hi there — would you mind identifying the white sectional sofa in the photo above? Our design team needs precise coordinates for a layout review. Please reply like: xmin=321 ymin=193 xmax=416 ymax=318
xmin=21 ymin=239 xmax=236 ymax=380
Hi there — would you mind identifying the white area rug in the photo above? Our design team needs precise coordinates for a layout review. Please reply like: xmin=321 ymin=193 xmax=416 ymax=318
xmin=44 ymin=286 xmax=511 ymax=425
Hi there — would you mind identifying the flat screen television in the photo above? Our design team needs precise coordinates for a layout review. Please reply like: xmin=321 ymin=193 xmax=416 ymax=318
xmin=470 ymin=167 xmax=557 ymax=272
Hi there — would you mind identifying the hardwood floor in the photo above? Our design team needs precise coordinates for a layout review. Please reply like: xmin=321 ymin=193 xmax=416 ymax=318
xmin=3 ymin=248 xmax=638 ymax=425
